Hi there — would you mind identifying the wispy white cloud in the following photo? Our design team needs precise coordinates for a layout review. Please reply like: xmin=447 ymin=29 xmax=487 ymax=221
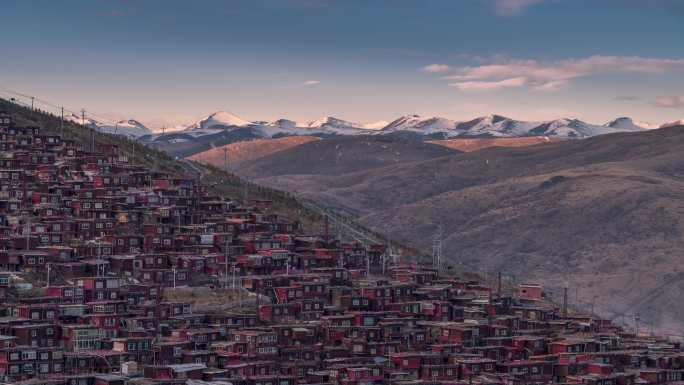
xmin=302 ymin=80 xmax=321 ymax=86
xmin=491 ymin=0 xmax=545 ymax=16
xmin=449 ymin=77 xmax=526 ymax=91
xmin=421 ymin=64 xmax=452 ymax=73
xmin=430 ymin=55 xmax=684 ymax=92
xmin=533 ymin=79 xmax=568 ymax=91
xmin=654 ymin=95 xmax=684 ymax=108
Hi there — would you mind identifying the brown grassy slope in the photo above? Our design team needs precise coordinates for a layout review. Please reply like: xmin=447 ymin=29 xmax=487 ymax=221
xmin=248 ymin=126 xmax=684 ymax=334
xmin=428 ymin=136 xmax=564 ymax=152
xmin=240 ymin=135 xmax=461 ymax=178
xmin=187 ymin=136 xmax=320 ymax=168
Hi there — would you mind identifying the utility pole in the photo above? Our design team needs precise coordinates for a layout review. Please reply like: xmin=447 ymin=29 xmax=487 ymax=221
xmin=243 ymin=179 xmax=248 ymax=205
xmin=224 ymin=237 xmax=229 ymax=289
xmin=562 ymin=286 xmax=568 ymax=318
xmin=223 ymin=148 xmax=228 ymax=173
xmin=497 ymin=271 xmax=502 ymax=297
xmin=634 ymin=314 xmax=640 ymax=336
xmin=31 ymin=96 xmax=34 ymax=110
xmin=60 ymin=107 xmax=64 ymax=138
xmin=47 ymin=263 xmax=51 ymax=287
xmin=432 ymin=225 xmax=443 ymax=276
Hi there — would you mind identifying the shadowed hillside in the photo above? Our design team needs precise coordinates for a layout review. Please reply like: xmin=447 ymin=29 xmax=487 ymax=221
xmin=241 ymin=135 xmax=461 ymax=177
xmin=243 ymin=126 xmax=684 ymax=335
xmin=429 ymin=136 xmax=564 ymax=152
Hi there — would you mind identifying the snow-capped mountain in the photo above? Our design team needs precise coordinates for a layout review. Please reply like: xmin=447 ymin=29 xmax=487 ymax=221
xmin=187 ymin=111 xmax=253 ymax=130
xmin=139 ymin=110 xmax=678 ymax=159
xmin=660 ymin=119 xmax=684 ymax=128
xmin=167 ymin=110 xmax=667 ymax=141
xmin=100 ymin=119 xmax=152 ymax=138
xmin=527 ymin=118 xmax=600 ymax=138
xmin=363 ymin=121 xmax=390 ymax=130
xmin=305 ymin=116 xmax=360 ymax=129
xmin=454 ymin=115 xmax=541 ymax=137
xmin=302 ymin=116 xmax=368 ymax=135
xmin=64 ymin=114 xmax=152 ymax=138
xmin=267 ymin=119 xmax=299 ymax=130
xmin=605 ymin=117 xmax=658 ymax=131
xmin=64 ymin=113 xmax=99 ymax=127
xmin=382 ymin=115 xmax=457 ymax=134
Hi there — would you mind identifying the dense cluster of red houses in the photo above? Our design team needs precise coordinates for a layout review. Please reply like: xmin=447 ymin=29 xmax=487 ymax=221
xmin=0 ymin=110 xmax=683 ymax=385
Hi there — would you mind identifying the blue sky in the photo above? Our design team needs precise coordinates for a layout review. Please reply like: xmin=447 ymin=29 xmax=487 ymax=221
xmin=1 ymin=0 xmax=683 ymax=128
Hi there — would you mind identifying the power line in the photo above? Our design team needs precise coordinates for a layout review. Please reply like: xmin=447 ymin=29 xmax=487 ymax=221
xmin=0 ymin=86 xmax=122 ymax=128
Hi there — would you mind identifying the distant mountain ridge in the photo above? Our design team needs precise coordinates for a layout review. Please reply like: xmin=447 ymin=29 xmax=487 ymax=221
xmin=64 ymin=113 xmax=152 ymax=139
xmin=147 ymin=111 xmax=660 ymax=139
xmin=133 ymin=110 xmax=673 ymax=158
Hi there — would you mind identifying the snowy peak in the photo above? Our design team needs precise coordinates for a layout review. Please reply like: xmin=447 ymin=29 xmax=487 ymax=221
xmin=383 ymin=115 xmax=425 ymax=131
xmin=190 ymin=111 xmax=254 ymax=130
xmin=454 ymin=115 xmax=541 ymax=137
xmin=363 ymin=120 xmax=390 ymax=130
xmin=267 ymin=119 xmax=299 ymax=130
xmin=116 ymin=119 xmax=148 ymax=129
xmin=382 ymin=115 xmax=457 ymax=133
xmin=121 ymin=119 xmax=143 ymax=126
xmin=605 ymin=117 xmax=657 ymax=131
xmin=63 ymin=114 xmax=151 ymax=138
xmin=606 ymin=117 xmax=635 ymax=128
xmin=305 ymin=116 xmax=362 ymax=130
xmin=529 ymin=118 xmax=596 ymax=138
xmin=661 ymin=119 xmax=684 ymax=128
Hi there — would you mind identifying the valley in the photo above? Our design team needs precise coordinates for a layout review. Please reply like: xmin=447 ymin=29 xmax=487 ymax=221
xmin=227 ymin=125 xmax=684 ymax=335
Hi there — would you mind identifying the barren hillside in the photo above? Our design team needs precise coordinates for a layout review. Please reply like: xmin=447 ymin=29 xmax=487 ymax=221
xmin=429 ymin=136 xmax=564 ymax=152
xmin=244 ymin=126 xmax=684 ymax=334
xmin=188 ymin=136 xmax=320 ymax=168
xmin=241 ymin=135 xmax=461 ymax=177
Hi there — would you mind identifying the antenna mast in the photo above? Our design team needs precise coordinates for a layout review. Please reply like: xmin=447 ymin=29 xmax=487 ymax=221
xmin=432 ymin=225 xmax=443 ymax=276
